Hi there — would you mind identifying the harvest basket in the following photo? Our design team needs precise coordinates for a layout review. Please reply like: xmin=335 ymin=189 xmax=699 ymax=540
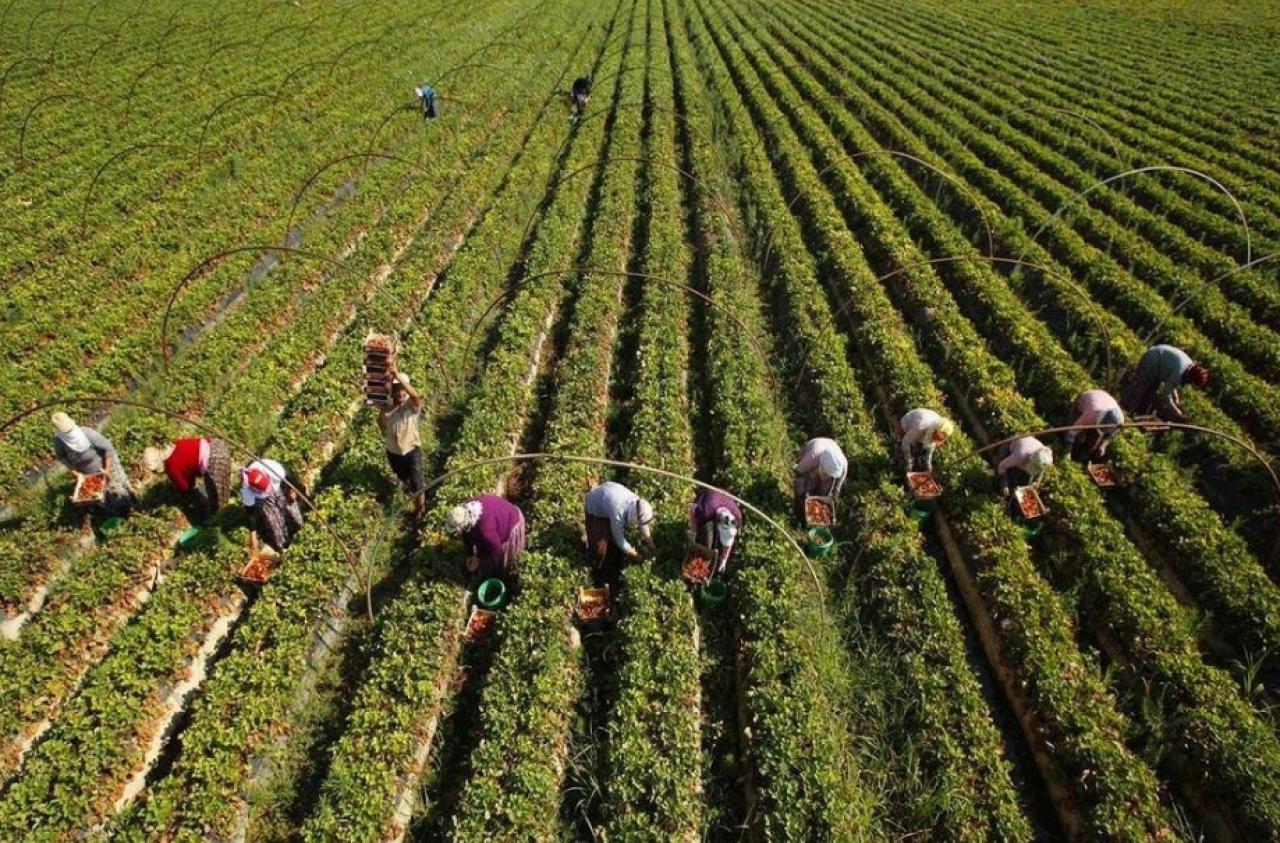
xmin=464 ymin=606 xmax=497 ymax=643
xmin=1014 ymin=486 xmax=1048 ymax=521
xmin=1086 ymin=462 xmax=1121 ymax=489
xmin=363 ymin=332 xmax=400 ymax=408
xmin=803 ymin=495 xmax=836 ymax=528
xmin=71 ymin=471 xmax=109 ymax=507
xmin=906 ymin=471 xmax=943 ymax=501
xmin=575 ymin=585 xmax=611 ymax=625
xmin=238 ymin=548 xmax=280 ymax=585
xmin=682 ymin=544 xmax=714 ymax=586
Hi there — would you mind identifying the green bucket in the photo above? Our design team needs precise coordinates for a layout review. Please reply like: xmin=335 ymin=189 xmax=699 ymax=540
xmin=804 ymin=527 xmax=835 ymax=557
xmin=97 ymin=516 xmax=125 ymax=540
xmin=177 ymin=526 xmax=203 ymax=551
xmin=476 ymin=578 xmax=507 ymax=610
xmin=908 ymin=501 xmax=933 ymax=522
xmin=698 ymin=579 xmax=728 ymax=607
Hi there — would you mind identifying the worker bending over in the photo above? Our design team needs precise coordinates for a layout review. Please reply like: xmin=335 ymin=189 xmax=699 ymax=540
xmin=241 ymin=459 xmax=303 ymax=555
xmin=1119 ymin=344 xmax=1209 ymax=424
xmin=377 ymin=369 xmax=424 ymax=518
xmin=447 ymin=494 xmax=526 ymax=589
xmin=793 ymin=437 xmax=847 ymax=520
xmin=687 ymin=488 xmax=742 ymax=576
xmin=997 ymin=437 xmax=1053 ymax=496
xmin=51 ymin=412 xmax=135 ymax=514
xmin=584 ymin=481 xmax=655 ymax=574
xmin=144 ymin=437 xmax=232 ymax=515
xmin=899 ymin=408 xmax=955 ymax=472
xmin=1063 ymin=390 xmax=1123 ymax=463
xmin=414 ymin=84 xmax=439 ymax=119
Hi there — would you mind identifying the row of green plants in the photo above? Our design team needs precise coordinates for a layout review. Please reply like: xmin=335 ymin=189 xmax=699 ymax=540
xmin=0 ymin=18 xmax=589 ymax=838
xmin=715 ymin=4 xmax=1280 ymax=836
xmin=447 ymin=4 xmax=652 ymax=835
xmin=758 ymin=0 xmax=1280 ymax=679
xmin=849 ymin=0 xmax=1280 ymax=231
xmin=0 ymin=0 xmax=499 ymax=490
xmin=689 ymin=2 xmax=1181 ymax=838
xmin=807 ymin=0 xmax=1280 ymax=327
xmin=298 ymin=8 xmax=637 ymax=837
xmin=596 ymin=0 xmax=702 ymax=835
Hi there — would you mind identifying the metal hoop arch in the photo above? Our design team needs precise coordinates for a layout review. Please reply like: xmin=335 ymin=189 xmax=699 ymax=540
xmin=16 ymin=92 xmax=74 ymax=170
xmin=1016 ymin=165 xmax=1253 ymax=268
xmin=280 ymin=152 xmax=434 ymax=245
xmin=991 ymin=103 xmax=1128 ymax=171
xmin=1143 ymin=252 xmax=1280 ymax=347
xmin=195 ymin=90 xmax=274 ymax=159
xmin=420 ymin=453 xmax=827 ymax=613
xmin=80 ymin=141 xmax=185 ymax=237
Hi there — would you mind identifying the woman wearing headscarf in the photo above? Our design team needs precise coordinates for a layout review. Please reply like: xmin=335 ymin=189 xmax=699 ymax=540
xmin=997 ymin=436 xmax=1054 ymax=497
xmin=446 ymin=494 xmax=526 ymax=588
xmin=1119 ymin=344 xmax=1209 ymax=424
xmin=687 ymin=488 xmax=743 ymax=576
xmin=584 ymin=481 xmax=655 ymax=573
xmin=240 ymin=458 xmax=304 ymax=555
xmin=143 ymin=437 xmax=232 ymax=514
xmin=792 ymin=437 xmax=848 ymax=520
xmin=898 ymin=408 xmax=956 ymax=472
xmin=51 ymin=412 xmax=135 ymax=513
xmin=1063 ymin=390 xmax=1124 ymax=463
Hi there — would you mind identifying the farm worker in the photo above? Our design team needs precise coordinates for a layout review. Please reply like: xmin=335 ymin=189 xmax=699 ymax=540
xmin=51 ymin=412 xmax=135 ymax=514
xmin=687 ymin=488 xmax=742 ymax=575
xmin=1119 ymin=344 xmax=1209 ymax=424
xmin=996 ymin=436 xmax=1053 ymax=495
xmin=584 ymin=481 xmax=656 ymax=572
xmin=142 ymin=437 xmax=232 ymax=513
xmin=446 ymin=494 xmax=526 ymax=589
xmin=377 ymin=369 xmax=425 ymax=518
xmin=1062 ymin=390 xmax=1124 ymax=462
xmin=899 ymin=408 xmax=955 ymax=472
xmin=570 ymin=74 xmax=592 ymax=114
xmin=414 ymin=84 xmax=439 ymax=119
xmin=240 ymin=458 xmax=303 ymax=555
xmin=792 ymin=437 xmax=847 ymax=518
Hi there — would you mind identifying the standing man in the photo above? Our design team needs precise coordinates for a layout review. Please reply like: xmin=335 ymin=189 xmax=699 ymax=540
xmin=687 ymin=488 xmax=743 ymax=576
xmin=792 ymin=437 xmax=847 ymax=521
xmin=1062 ymin=390 xmax=1124 ymax=463
xmin=377 ymin=368 xmax=425 ymax=518
xmin=51 ymin=412 xmax=135 ymax=514
xmin=1119 ymin=344 xmax=1209 ymax=424
xmin=240 ymin=458 xmax=303 ymax=555
xmin=584 ymin=481 xmax=655 ymax=575
xmin=446 ymin=494 xmax=526 ymax=589
xmin=143 ymin=436 xmax=233 ymax=515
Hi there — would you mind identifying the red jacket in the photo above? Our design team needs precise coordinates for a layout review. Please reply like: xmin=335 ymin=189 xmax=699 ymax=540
xmin=165 ymin=438 xmax=205 ymax=493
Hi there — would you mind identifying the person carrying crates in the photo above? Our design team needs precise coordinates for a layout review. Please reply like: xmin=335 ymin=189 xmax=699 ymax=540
xmin=1062 ymin=390 xmax=1124 ymax=463
xmin=240 ymin=458 xmax=303 ymax=556
xmin=51 ymin=412 xmax=135 ymax=515
xmin=687 ymin=488 xmax=742 ymax=576
xmin=143 ymin=437 xmax=233 ymax=516
xmin=584 ymin=481 xmax=655 ymax=574
xmin=414 ymin=84 xmax=440 ymax=119
xmin=377 ymin=368 xmax=425 ymax=518
xmin=1119 ymin=344 xmax=1209 ymax=424
xmin=898 ymin=408 xmax=955 ymax=472
xmin=446 ymin=494 xmax=526 ymax=590
xmin=792 ymin=437 xmax=847 ymax=522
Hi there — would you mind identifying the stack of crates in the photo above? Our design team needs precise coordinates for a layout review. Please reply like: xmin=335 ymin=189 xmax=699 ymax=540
xmin=363 ymin=332 xmax=399 ymax=407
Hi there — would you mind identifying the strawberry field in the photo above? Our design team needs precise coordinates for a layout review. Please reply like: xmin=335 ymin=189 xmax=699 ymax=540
xmin=2 ymin=0 xmax=1279 ymax=839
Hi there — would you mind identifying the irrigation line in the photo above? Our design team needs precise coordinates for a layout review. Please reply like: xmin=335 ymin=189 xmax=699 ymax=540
xmin=1016 ymin=165 xmax=1253 ymax=267
xmin=1143 ymin=252 xmax=1280 ymax=346
xmin=420 ymin=453 xmax=828 ymax=615
xmin=962 ymin=421 xmax=1280 ymax=565
xmin=0 ymin=397 xmax=373 ymax=621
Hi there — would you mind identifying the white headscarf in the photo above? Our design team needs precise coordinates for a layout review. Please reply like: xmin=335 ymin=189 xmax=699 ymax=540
xmin=446 ymin=500 xmax=484 ymax=533
xmin=714 ymin=507 xmax=738 ymax=548
xmin=818 ymin=447 xmax=846 ymax=480
xmin=52 ymin=412 xmax=92 ymax=454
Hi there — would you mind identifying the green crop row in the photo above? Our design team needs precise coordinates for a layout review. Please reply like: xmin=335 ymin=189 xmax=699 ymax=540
xmin=690 ymin=1 xmax=1179 ymax=838
xmin=298 ymin=8 xmax=634 ymax=837
xmin=597 ymin=0 xmax=702 ymax=834
xmin=448 ymin=1 xmax=650 ymax=834
xmin=719 ymin=3 xmax=1280 ymax=836
xmin=758 ymin=2 xmax=1280 ymax=679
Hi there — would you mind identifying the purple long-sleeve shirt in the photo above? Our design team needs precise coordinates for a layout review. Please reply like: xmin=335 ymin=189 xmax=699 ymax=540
xmin=688 ymin=489 xmax=743 ymax=567
xmin=462 ymin=495 xmax=523 ymax=565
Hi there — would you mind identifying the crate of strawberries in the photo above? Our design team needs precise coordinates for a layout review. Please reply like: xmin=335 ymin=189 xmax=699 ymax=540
xmin=71 ymin=472 xmax=109 ymax=506
xmin=803 ymin=495 xmax=836 ymax=528
xmin=682 ymin=544 xmax=714 ymax=586
xmin=363 ymin=332 xmax=400 ymax=408
xmin=575 ymin=586 xmax=611 ymax=625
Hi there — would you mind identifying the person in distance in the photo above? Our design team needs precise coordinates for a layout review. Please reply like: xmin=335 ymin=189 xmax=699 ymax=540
xmin=377 ymin=368 xmax=425 ymax=518
xmin=143 ymin=436 xmax=233 ymax=516
xmin=51 ymin=411 xmax=135 ymax=514
xmin=570 ymin=74 xmax=592 ymax=116
xmin=898 ymin=408 xmax=955 ymax=472
xmin=687 ymin=488 xmax=742 ymax=576
xmin=584 ymin=481 xmax=656 ymax=575
xmin=996 ymin=436 xmax=1053 ymax=497
xmin=792 ymin=436 xmax=847 ymax=521
xmin=1062 ymin=390 xmax=1123 ymax=463
xmin=240 ymin=458 xmax=303 ymax=556
xmin=1119 ymin=344 xmax=1209 ymax=424
xmin=446 ymin=495 xmax=526 ymax=591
